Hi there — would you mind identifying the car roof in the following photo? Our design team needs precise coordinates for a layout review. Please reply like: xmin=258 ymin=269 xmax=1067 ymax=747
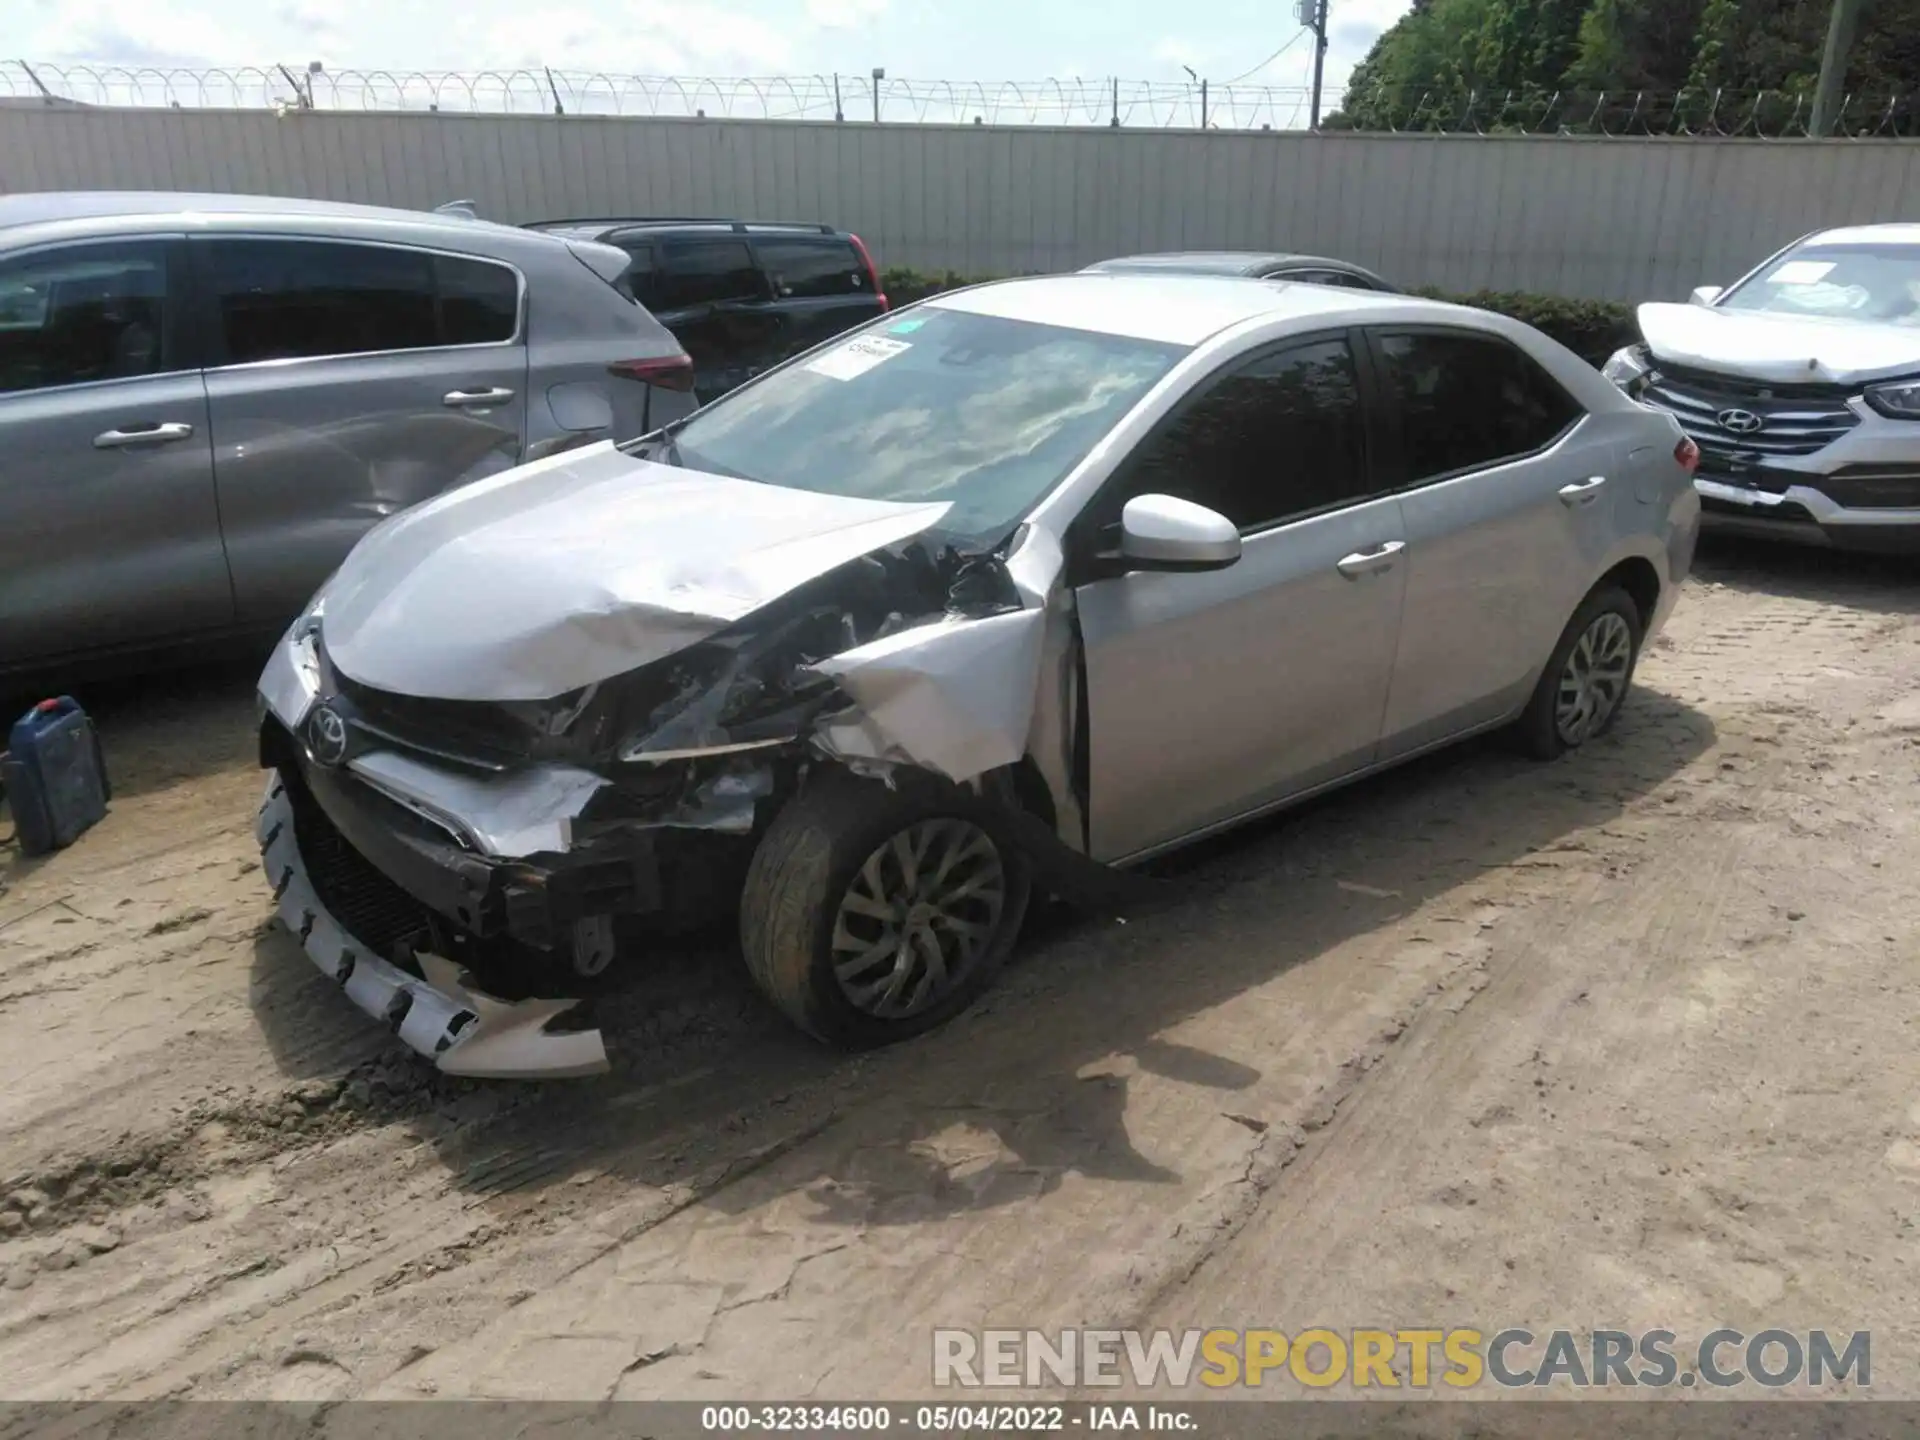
xmin=1084 ymin=251 xmax=1361 ymax=276
xmin=1803 ymin=223 xmax=1920 ymax=247
xmin=925 ymin=272 xmax=1408 ymax=347
xmin=527 ymin=217 xmax=843 ymax=241
xmin=0 ymin=189 xmax=644 ymax=280
xmin=0 ymin=190 xmax=497 ymax=234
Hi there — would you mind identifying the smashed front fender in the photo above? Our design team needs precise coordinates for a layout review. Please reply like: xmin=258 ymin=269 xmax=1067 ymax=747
xmin=810 ymin=608 xmax=1048 ymax=783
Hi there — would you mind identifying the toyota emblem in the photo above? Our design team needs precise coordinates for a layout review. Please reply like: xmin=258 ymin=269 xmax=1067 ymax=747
xmin=1717 ymin=408 xmax=1765 ymax=435
xmin=307 ymin=704 xmax=350 ymax=768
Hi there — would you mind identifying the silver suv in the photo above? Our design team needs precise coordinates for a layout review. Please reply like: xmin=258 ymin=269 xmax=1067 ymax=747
xmin=0 ymin=191 xmax=698 ymax=679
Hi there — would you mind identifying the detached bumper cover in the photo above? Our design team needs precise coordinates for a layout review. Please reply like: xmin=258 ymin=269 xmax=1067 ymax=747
xmin=256 ymin=773 xmax=609 ymax=1079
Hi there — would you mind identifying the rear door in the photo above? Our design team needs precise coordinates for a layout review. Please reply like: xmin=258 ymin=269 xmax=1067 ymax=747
xmin=1363 ymin=326 xmax=1608 ymax=760
xmin=0 ymin=236 xmax=231 ymax=669
xmin=751 ymin=233 xmax=885 ymax=364
xmin=647 ymin=236 xmax=781 ymax=399
xmin=195 ymin=235 xmax=528 ymax=627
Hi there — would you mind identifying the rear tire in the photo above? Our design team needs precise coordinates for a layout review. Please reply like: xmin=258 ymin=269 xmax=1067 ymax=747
xmin=739 ymin=770 xmax=1032 ymax=1048
xmin=1516 ymin=583 xmax=1643 ymax=760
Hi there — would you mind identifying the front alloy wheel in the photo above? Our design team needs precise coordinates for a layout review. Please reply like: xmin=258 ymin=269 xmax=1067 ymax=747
xmin=831 ymin=819 xmax=1009 ymax=1020
xmin=739 ymin=772 xmax=1033 ymax=1048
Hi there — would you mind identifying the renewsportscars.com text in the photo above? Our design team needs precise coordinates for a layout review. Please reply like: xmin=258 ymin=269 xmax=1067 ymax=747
xmin=931 ymin=1327 xmax=1871 ymax=1390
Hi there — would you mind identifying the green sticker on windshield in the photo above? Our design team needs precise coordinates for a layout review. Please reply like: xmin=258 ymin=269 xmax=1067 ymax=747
xmin=888 ymin=317 xmax=927 ymax=334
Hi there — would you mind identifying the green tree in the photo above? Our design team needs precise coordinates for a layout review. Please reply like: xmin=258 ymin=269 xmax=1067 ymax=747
xmin=1332 ymin=0 xmax=1920 ymax=132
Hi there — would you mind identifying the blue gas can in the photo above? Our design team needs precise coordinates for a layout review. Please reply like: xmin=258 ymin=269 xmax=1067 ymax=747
xmin=2 ymin=698 xmax=111 ymax=857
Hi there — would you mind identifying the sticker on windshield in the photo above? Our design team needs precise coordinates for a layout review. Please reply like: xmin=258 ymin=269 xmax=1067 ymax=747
xmin=1767 ymin=260 xmax=1837 ymax=286
xmin=808 ymin=335 xmax=912 ymax=381
xmin=888 ymin=317 xmax=927 ymax=335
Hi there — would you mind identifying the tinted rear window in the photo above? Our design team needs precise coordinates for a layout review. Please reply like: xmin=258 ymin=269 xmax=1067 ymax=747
xmin=756 ymin=236 xmax=868 ymax=299
xmin=655 ymin=239 xmax=762 ymax=310
xmin=204 ymin=239 xmax=518 ymax=363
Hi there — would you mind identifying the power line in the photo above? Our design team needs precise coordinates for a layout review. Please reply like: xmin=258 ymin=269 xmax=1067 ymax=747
xmin=1223 ymin=30 xmax=1309 ymax=86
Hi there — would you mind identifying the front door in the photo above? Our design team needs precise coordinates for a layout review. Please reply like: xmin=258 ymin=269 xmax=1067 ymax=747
xmin=0 ymin=236 xmax=231 ymax=669
xmin=194 ymin=236 xmax=528 ymax=627
xmin=1362 ymin=327 xmax=1614 ymax=759
xmin=1071 ymin=335 xmax=1408 ymax=862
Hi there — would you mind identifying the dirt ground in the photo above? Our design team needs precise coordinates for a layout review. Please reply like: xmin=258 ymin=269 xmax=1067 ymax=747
xmin=1 ymin=536 xmax=1917 ymax=1405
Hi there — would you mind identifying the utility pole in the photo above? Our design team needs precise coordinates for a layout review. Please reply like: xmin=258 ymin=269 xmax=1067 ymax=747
xmin=1299 ymin=0 xmax=1331 ymax=129
xmin=1810 ymin=0 xmax=1868 ymax=137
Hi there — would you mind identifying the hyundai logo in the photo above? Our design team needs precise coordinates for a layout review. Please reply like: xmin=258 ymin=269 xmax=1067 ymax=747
xmin=1717 ymin=408 xmax=1766 ymax=435
xmin=306 ymin=703 xmax=350 ymax=768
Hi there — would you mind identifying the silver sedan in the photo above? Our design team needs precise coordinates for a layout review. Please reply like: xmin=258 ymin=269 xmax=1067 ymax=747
xmin=254 ymin=272 xmax=1702 ymax=1077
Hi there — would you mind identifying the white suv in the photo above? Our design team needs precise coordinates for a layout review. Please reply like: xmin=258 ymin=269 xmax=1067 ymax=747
xmin=1604 ymin=224 xmax=1920 ymax=553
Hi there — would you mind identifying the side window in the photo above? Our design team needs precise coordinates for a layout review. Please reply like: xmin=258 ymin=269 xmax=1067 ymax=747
xmin=1115 ymin=337 xmax=1370 ymax=533
xmin=0 ymin=241 xmax=172 ymax=395
xmin=206 ymin=240 xmax=438 ymax=363
xmin=436 ymin=254 xmax=519 ymax=345
xmin=755 ymin=236 xmax=864 ymax=298
xmin=1372 ymin=330 xmax=1583 ymax=483
xmin=654 ymin=239 xmax=763 ymax=311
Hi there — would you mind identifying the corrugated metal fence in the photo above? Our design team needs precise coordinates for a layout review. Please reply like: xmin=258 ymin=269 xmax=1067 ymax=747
xmin=5 ymin=106 xmax=1919 ymax=300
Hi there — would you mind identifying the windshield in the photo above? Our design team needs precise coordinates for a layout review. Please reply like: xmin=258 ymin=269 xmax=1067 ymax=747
xmin=1719 ymin=243 xmax=1920 ymax=326
xmin=663 ymin=307 xmax=1186 ymax=542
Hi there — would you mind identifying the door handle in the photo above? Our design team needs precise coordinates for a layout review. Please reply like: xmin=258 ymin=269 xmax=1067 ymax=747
xmin=93 ymin=422 xmax=195 ymax=449
xmin=443 ymin=387 xmax=516 ymax=408
xmin=1335 ymin=540 xmax=1406 ymax=579
xmin=1558 ymin=476 xmax=1608 ymax=507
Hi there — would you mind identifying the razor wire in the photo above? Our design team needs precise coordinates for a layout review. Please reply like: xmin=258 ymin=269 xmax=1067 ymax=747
xmin=4 ymin=62 xmax=1919 ymax=136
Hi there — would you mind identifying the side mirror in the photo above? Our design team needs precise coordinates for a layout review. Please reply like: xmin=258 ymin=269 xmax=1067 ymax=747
xmin=1119 ymin=494 xmax=1241 ymax=573
xmin=1690 ymin=285 xmax=1723 ymax=307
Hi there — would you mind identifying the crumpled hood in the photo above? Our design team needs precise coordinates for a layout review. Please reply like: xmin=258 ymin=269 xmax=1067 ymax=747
xmin=318 ymin=441 xmax=952 ymax=701
xmin=1639 ymin=302 xmax=1920 ymax=386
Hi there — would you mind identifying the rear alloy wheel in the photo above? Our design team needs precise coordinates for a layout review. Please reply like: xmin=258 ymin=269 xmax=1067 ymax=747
xmin=1553 ymin=609 xmax=1635 ymax=747
xmin=740 ymin=771 xmax=1032 ymax=1048
xmin=1517 ymin=584 xmax=1644 ymax=760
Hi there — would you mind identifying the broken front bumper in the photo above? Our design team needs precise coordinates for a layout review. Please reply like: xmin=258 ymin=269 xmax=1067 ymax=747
xmin=255 ymin=768 xmax=612 ymax=1080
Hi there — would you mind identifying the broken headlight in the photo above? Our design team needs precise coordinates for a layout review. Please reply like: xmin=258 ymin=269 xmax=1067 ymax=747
xmin=1602 ymin=344 xmax=1652 ymax=398
xmin=614 ymin=609 xmax=853 ymax=765
xmin=1864 ymin=378 xmax=1920 ymax=421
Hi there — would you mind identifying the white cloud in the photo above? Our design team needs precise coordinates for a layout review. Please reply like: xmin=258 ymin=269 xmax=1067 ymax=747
xmin=27 ymin=0 xmax=266 ymax=64
xmin=1152 ymin=37 xmax=1206 ymax=75
xmin=480 ymin=0 xmax=795 ymax=74
xmin=805 ymin=0 xmax=887 ymax=30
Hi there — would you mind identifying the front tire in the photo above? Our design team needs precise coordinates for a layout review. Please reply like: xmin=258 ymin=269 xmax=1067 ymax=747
xmin=1517 ymin=583 xmax=1643 ymax=760
xmin=739 ymin=770 xmax=1033 ymax=1048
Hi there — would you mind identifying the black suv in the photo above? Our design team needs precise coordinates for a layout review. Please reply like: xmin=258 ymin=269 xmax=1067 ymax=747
xmin=524 ymin=217 xmax=889 ymax=399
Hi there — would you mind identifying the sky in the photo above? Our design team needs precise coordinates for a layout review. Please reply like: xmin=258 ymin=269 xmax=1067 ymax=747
xmin=16 ymin=0 xmax=1416 ymax=122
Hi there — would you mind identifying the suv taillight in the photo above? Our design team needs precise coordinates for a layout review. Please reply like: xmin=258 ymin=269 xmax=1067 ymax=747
xmin=848 ymin=233 xmax=888 ymax=311
xmin=609 ymin=355 xmax=695 ymax=392
xmin=1675 ymin=437 xmax=1700 ymax=474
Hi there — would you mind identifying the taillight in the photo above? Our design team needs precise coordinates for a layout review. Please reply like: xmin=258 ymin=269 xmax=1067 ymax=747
xmin=609 ymin=355 xmax=695 ymax=392
xmin=1674 ymin=436 xmax=1700 ymax=474
xmin=848 ymin=232 xmax=888 ymax=311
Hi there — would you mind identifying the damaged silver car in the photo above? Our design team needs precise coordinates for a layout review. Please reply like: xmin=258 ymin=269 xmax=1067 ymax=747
xmin=255 ymin=273 xmax=1702 ymax=1078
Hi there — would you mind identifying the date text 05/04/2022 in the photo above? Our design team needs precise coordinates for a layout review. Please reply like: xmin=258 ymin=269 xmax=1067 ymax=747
xmin=699 ymin=1404 xmax=1198 ymax=1432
